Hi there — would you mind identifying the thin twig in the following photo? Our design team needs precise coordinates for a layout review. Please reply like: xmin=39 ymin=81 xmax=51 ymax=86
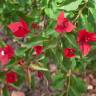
xmin=72 ymin=2 xmax=87 ymax=23
xmin=66 ymin=70 xmax=71 ymax=96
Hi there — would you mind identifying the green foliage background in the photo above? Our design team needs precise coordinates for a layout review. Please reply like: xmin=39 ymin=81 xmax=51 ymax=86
xmin=0 ymin=0 xmax=96 ymax=96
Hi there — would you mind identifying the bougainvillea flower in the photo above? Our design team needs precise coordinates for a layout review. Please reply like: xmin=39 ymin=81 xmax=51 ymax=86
xmin=6 ymin=71 xmax=18 ymax=83
xmin=64 ymin=48 xmax=76 ymax=58
xmin=55 ymin=11 xmax=75 ymax=33
xmin=0 ymin=45 xmax=14 ymax=65
xmin=77 ymin=29 xmax=96 ymax=56
xmin=8 ymin=18 xmax=30 ymax=37
xmin=36 ymin=71 xmax=44 ymax=79
xmin=32 ymin=22 xmax=40 ymax=30
xmin=33 ymin=45 xmax=43 ymax=56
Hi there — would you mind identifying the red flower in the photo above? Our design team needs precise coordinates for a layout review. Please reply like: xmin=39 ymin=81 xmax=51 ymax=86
xmin=33 ymin=45 xmax=43 ymax=56
xmin=0 ymin=45 xmax=14 ymax=65
xmin=18 ymin=59 xmax=25 ymax=65
xmin=64 ymin=48 xmax=76 ymax=58
xmin=6 ymin=71 xmax=18 ymax=83
xmin=32 ymin=22 xmax=40 ymax=30
xmin=36 ymin=71 xmax=44 ymax=79
xmin=55 ymin=11 xmax=75 ymax=33
xmin=8 ymin=18 xmax=30 ymax=37
xmin=77 ymin=29 xmax=96 ymax=56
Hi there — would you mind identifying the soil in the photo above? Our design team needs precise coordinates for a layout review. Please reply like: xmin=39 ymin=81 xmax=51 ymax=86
xmin=82 ymin=71 xmax=96 ymax=96
xmin=21 ymin=71 xmax=96 ymax=96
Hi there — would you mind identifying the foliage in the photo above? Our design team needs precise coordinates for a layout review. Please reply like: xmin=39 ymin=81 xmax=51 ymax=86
xmin=0 ymin=0 xmax=96 ymax=96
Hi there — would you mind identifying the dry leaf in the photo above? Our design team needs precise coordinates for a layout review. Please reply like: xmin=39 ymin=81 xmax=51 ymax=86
xmin=11 ymin=91 xmax=25 ymax=96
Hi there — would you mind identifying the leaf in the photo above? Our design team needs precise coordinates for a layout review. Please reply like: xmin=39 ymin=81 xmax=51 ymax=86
xmin=52 ymin=73 xmax=65 ymax=89
xmin=89 ymin=6 xmax=96 ymax=31
xmin=3 ymin=87 xmax=10 ymax=96
xmin=64 ymin=34 xmax=77 ymax=49
xmin=45 ymin=7 xmax=57 ymax=19
xmin=58 ymin=0 xmax=82 ymax=11
xmin=93 ymin=0 xmax=96 ymax=3
xmin=30 ymin=64 xmax=48 ymax=71
xmin=12 ymin=66 xmax=25 ymax=77
xmin=25 ymin=41 xmax=43 ymax=48
xmin=63 ymin=0 xmax=77 ymax=5
xmin=69 ymin=86 xmax=80 ymax=96
xmin=0 ymin=40 xmax=6 ymax=47
xmin=81 ymin=15 xmax=93 ymax=32
xmin=55 ymin=0 xmax=64 ymax=3
xmin=6 ymin=59 xmax=15 ymax=69
xmin=69 ymin=76 xmax=86 ymax=96
xmin=48 ymin=48 xmax=66 ymax=72
xmin=24 ymin=37 xmax=47 ymax=48
xmin=45 ymin=29 xmax=59 ymax=37
xmin=15 ymin=48 xmax=26 ymax=57
xmin=71 ymin=58 xmax=76 ymax=70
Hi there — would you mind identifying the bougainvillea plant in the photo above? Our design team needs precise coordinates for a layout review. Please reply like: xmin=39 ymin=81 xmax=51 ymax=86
xmin=0 ymin=0 xmax=96 ymax=96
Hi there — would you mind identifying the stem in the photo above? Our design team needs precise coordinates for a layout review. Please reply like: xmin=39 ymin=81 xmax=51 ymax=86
xmin=26 ymin=67 xmax=31 ymax=88
xmin=66 ymin=70 xmax=71 ymax=96
xmin=0 ymin=88 xmax=3 ymax=96
xmin=18 ymin=60 xmax=31 ymax=88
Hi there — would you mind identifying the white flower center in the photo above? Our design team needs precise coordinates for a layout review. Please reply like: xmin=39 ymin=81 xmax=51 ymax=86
xmin=1 ymin=50 xmax=5 ymax=56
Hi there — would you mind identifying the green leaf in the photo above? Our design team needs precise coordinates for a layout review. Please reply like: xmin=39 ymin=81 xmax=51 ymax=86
xmin=3 ymin=87 xmax=10 ymax=96
xmin=58 ymin=0 xmax=82 ymax=11
xmin=69 ymin=86 xmax=80 ymax=96
xmin=52 ymin=73 xmax=65 ymax=89
xmin=89 ymin=6 xmax=96 ymax=31
xmin=0 ymin=40 xmax=6 ymax=47
xmin=24 ymin=37 xmax=46 ymax=48
xmin=45 ymin=29 xmax=59 ymax=37
xmin=15 ymin=47 xmax=26 ymax=57
xmin=6 ymin=58 xmax=15 ymax=69
xmin=69 ymin=76 xmax=86 ymax=96
xmin=25 ymin=41 xmax=43 ymax=48
xmin=64 ymin=34 xmax=77 ymax=49
xmin=81 ymin=15 xmax=93 ymax=31
xmin=13 ymin=67 xmax=25 ymax=77
xmin=45 ymin=7 xmax=57 ymax=19
xmin=55 ymin=0 xmax=64 ymax=3
xmin=71 ymin=58 xmax=76 ymax=70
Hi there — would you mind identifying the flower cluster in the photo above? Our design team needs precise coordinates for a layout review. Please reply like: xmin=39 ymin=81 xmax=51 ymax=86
xmin=55 ymin=11 xmax=96 ymax=58
xmin=0 ymin=18 xmax=44 ymax=83
xmin=1 ymin=11 xmax=96 ymax=84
